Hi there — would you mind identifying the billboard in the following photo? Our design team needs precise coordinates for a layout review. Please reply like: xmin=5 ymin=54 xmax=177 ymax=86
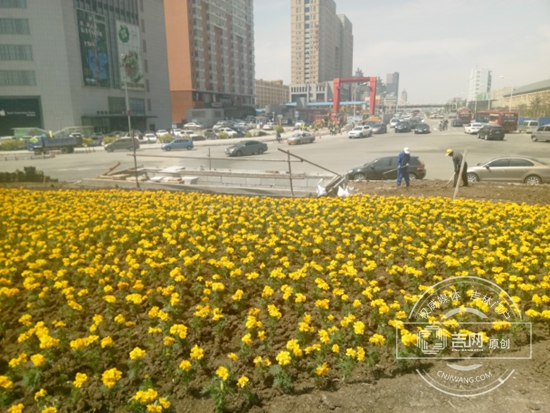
xmin=0 ymin=97 xmax=43 ymax=137
xmin=77 ymin=9 xmax=110 ymax=88
xmin=117 ymin=21 xmax=145 ymax=90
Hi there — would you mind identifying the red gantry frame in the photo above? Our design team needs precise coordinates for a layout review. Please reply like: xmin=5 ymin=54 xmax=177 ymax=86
xmin=333 ymin=77 xmax=377 ymax=118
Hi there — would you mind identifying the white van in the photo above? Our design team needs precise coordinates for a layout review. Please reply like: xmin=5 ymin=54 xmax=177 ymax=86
xmin=518 ymin=120 xmax=539 ymax=134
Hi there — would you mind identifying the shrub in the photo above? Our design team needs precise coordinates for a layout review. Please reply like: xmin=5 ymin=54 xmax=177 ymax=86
xmin=0 ymin=139 xmax=28 ymax=151
xmin=82 ymin=138 xmax=93 ymax=147
xmin=245 ymin=132 xmax=253 ymax=138
xmin=217 ymin=132 xmax=229 ymax=139
xmin=158 ymin=134 xmax=174 ymax=143
xmin=102 ymin=137 xmax=117 ymax=145
xmin=274 ymin=125 xmax=284 ymax=134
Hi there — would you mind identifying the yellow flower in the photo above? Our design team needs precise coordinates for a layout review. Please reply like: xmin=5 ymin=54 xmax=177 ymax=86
xmin=73 ymin=373 xmax=88 ymax=388
xmin=169 ymin=324 xmax=188 ymax=340
xmin=228 ymin=353 xmax=239 ymax=361
xmin=232 ymin=289 xmax=244 ymax=301
xmin=164 ymin=336 xmax=175 ymax=347
xmin=31 ymin=353 xmax=46 ymax=367
xmin=41 ymin=408 xmax=57 ymax=413
xmin=216 ymin=366 xmax=230 ymax=381
xmin=8 ymin=403 xmax=25 ymax=413
xmin=315 ymin=362 xmax=329 ymax=376
xmin=332 ymin=344 xmax=340 ymax=353
xmin=159 ymin=398 xmax=171 ymax=409
xmin=102 ymin=368 xmax=122 ymax=389
xmin=237 ymin=375 xmax=249 ymax=388
xmin=353 ymin=321 xmax=365 ymax=335
xmin=346 ymin=348 xmax=357 ymax=358
xmin=356 ymin=346 xmax=366 ymax=361
xmin=146 ymin=405 xmax=162 ymax=413
xmin=101 ymin=336 xmax=113 ymax=348
xmin=369 ymin=334 xmax=386 ymax=346
xmin=276 ymin=351 xmax=292 ymax=366
xmin=114 ymin=314 xmax=126 ymax=324
xmin=133 ymin=388 xmax=159 ymax=403
xmin=190 ymin=345 xmax=204 ymax=360
xmin=179 ymin=360 xmax=192 ymax=372
xmin=34 ymin=388 xmax=47 ymax=400
xmin=129 ymin=347 xmax=146 ymax=360
xmin=241 ymin=333 xmax=253 ymax=346
xmin=0 ymin=375 xmax=13 ymax=389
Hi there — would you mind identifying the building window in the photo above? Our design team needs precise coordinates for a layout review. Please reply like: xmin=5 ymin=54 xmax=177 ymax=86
xmin=139 ymin=0 xmax=144 ymax=12
xmin=147 ymin=99 xmax=152 ymax=112
xmin=0 ymin=44 xmax=33 ymax=60
xmin=129 ymin=98 xmax=145 ymax=115
xmin=146 ymin=79 xmax=150 ymax=92
xmin=144 ymin=59 xmax=148 ymax=73
xmin=0 ymin=0 xmax=26 ymax=7
xmin=108 ymin=97 xmax=126 ymax=114
xmin=0 ymin=70 xmax=36 ymax=86
xmin=140 ymin=19 xmax=145 ymax=33
xmin=0 ymin=18 xmax=30 ymax=34
xmin=142 ymin=39 xmax=147 ymax=53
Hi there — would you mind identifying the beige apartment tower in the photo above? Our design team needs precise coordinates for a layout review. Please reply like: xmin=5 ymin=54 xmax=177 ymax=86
xmin=290 ymin=0 xmax=353 ymax=84
xmin=255 ymin=79 xmax=289 ymax=108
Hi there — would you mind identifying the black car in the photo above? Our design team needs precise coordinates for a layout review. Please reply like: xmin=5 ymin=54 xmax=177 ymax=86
xmin=371 ymin=123 xmax=387 ymax=134
xmin=204 ymin=129 xmax=218 ymax=139
xmin=348 ymin=156 xmax=426 ymax=181
xmin=225 ymin=140 xmax=268 ymax=156
xmin=414 ymin=123 xmax=430 ymax=134
xmin=409 ymin=117 xmax=423 ymax=129
xmin=451 ymin=119 xmax=463 ymax=127
xmin=477 ymin=125 xmax=505 ymax=141
xmin=395 ymin=121 xmax=411 ymax=133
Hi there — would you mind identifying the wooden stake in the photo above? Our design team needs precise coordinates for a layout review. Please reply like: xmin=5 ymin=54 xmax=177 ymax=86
xmin=453 ymin=149 xmax=468 ymax=200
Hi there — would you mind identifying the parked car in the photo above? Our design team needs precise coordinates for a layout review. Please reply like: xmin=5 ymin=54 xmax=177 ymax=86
xmin=161 ymin=138 xmax=194 ymax=151
xmin=467 ymin=156 xmax=550 ymax=185
xmin=104 ymin=137 xmax=140 ymax=152
xmin=142 ymin=133 xmax=157 ymax=142
xmin=409 ymin=117 xmax=423 ymax=129
xmin=156 ymin=129 xmax=169 ymax=137
xmin=371 ymin=123 xmax=387 ymax=134
xmin=180 ymin=130 xmax=201 ymax=140
xmin=451 ymin=119 xmax=463 ymax=127
xmin=225 ymin=140 xmax=267 ymax=156
xmin=90 ymin=133 xmax=104 ymax=146
xmin=395 ymin=121 xmax=411 ymax=133
xmin=204 ymin=129 xmax=218 ymax=140
xmin=263 ymin=122 xmax=274 ymax=130
xmin=414 ymin=123 xmax=430 ymax=134
xmin=218 ymin=128 xmax=240 ymax=138
xmin=518 ymin=120 xmax=539 ymax=134
xmin=348 ymin=125 xmax=372 ymax=139
xmin=215 ymin=121 xmax=233 ymax=129
xmin=287 ymin=132 xmax=316 ymax=145
xmin=531 ymin=125 xmax=550 ymax=142
xmin=347 ymin=155 xmax=426 ymax=181
xmin=464 ymin=122 xmax=485 ymax=134
xmin=295 ymin=120 xmax=306 ymax=128
xmin=184 ymin=122 xmax=204 ymax=129
xmin=478 ymin=124 xmax=505 ymax=140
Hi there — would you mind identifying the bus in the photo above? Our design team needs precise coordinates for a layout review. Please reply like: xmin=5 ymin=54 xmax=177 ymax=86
xmin=475 ymin=110 xmax=518 ymax=132
xmin=457 ymin=107 xmax=472 ymax=124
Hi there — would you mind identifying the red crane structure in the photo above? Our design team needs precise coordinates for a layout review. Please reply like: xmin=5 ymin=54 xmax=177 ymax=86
xmin=333 ymin=76 xmax=377 ymax=118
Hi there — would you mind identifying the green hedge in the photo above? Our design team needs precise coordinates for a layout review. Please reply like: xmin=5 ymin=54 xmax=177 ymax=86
xmin=217 ymin=132 xmax=229 ymax=139
xmin=102 ymin=137 xmax=117 ymax=145
xmin=157 ymin=134 xmax=173 ymax=143
xmin=0 ymin=140 xmax=28 ymax=151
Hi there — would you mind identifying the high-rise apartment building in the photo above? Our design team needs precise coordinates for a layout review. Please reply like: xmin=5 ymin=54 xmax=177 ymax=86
xmin=385 ymin=72 xmax=399 ymax=101
xmin=0 ymin=0 xmax=172 ymax=136
xmin=468 ymin=68 xmax=492 ymax=101
xmin=290 ymin=0 xmax=353 ymax=84
xmin=401 ymin=90 xmax=408 ymax=104
xmin=164 ymin=0 xmax=255 ymax=124
xmin=255 ymin=80 xmax=289 ymax=108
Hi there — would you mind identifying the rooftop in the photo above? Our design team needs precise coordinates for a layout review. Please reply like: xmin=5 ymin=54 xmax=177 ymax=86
xmin=504 ymin=78 xmax=550 ymax=97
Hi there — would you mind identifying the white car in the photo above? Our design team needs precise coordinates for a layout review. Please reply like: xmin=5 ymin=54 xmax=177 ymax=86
xmin=143 ymin=133 xmax=157 ymax=142
xmin=180 ymin=129 xmax=200 ymax=139
xmin=184 ymin=122 xmax=204 ymax=129
xmin=348 ymin=125 xmax=372 ymax=139
xmin=390 ymin=118 xmax=400 ymax=128
xmin=263 ymin=123 xmax=274 ymax=130
xmin=156 ymin=129 xmax=169 ymax=137
xmin=464 ymin=123 xmax=485 ymax=134
xmin=295 ymin=121 xmax=305 ymax=128
xmin=218 ymin=128 xmax=239 ymax=137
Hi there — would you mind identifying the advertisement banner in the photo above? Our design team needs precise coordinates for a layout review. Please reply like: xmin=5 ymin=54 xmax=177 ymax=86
xmin=77 ymin=9 xmax=110 ymax=88
xmin=117 ymin=21 xmax=145 ymax=90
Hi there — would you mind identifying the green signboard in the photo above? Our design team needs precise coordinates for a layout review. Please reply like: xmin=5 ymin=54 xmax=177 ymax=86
xmin=76 ymin=9 xmax=110 ymax=88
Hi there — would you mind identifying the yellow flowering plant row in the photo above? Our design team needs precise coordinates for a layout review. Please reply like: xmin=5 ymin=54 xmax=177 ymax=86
xmin=0 ymin=189 xmax=549 ymax=411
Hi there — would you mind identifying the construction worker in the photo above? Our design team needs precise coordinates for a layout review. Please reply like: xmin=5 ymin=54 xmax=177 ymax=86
xmin=397 ymin=147 xmax=411 ymax=187
xmin=446 ymin=149 xmax=468 ymax=187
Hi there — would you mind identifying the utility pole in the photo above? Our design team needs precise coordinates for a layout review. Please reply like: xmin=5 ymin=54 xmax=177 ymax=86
xmin=121 ymin=54 xmax=140 ymax=189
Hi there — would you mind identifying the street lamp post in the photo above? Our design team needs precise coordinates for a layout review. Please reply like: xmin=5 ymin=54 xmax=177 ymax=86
xmin=121 ymin=54 xmax=139 ymax=189
xmin=499 ymin=75 xmax=514 ymax=112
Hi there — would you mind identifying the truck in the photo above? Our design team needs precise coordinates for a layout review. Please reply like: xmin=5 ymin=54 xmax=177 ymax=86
xmin=30 ymin=135 xmax=82 ymax=154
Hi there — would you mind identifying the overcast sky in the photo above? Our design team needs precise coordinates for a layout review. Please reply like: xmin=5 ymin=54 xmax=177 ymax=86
xmin=254 ymin=0 xmax=550 ymax=104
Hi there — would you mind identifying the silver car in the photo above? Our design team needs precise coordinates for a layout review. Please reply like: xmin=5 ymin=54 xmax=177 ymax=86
xmin=467 ymin=156 xmax=550 ymax=185
xmin=531 ymin=125 xmax=550 ymax=142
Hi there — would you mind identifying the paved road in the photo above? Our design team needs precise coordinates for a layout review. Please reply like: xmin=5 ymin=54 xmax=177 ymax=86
xmin=1 ymin=119 xmax=547 ymax=183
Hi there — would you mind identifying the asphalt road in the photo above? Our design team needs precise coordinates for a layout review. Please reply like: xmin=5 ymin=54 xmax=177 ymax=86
xmin=1 ymin=119 xmax=548 ymax=183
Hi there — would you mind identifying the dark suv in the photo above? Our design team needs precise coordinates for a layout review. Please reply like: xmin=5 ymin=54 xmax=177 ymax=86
xmin=477 ymin=124 xmax=504 ymax=140
xmin=347 ymin=155 xmax=426 ymax=181
xmin=395 ymin=121 xmax=411 ymax=133
xmin=104 ymin=137 xmax=140 ymax=152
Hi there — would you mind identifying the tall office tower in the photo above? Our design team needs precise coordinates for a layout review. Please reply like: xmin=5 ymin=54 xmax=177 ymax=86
xmin=290 ymin=0 xmax=353 ymax=84
xmin=468 ymin=68 xmax=492 ymax=101
xmin=164 ymin=0 xmax=255 ymax=124
xmin=401 ymin=90 xmax=408 ymax=104
xmin=0 ymin=0 xmax=172 ymax=136
xmin=386 ymin=72 xmax=399 ymax=100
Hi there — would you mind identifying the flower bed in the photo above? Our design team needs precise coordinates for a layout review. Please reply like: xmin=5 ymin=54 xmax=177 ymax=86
xmin=0 ymin=189 xmax=549 ymax=412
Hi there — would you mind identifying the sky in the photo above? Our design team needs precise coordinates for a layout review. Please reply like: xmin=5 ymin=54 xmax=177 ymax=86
xmin=254 ymin=0 xmax=550 ymax=104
